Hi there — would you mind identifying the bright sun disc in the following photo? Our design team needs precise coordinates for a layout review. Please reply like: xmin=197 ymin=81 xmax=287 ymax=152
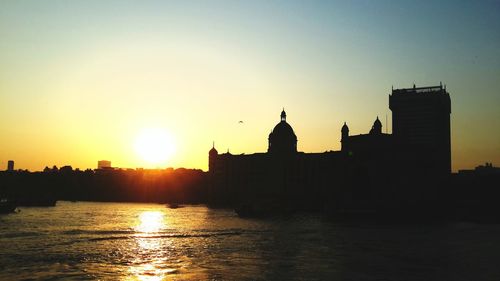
xmin=134 ymin=128 xmax=175 ymax=166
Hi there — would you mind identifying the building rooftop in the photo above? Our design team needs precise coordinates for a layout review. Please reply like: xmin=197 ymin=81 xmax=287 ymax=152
xmin=392 ymin=84 xmax=447 ymax=95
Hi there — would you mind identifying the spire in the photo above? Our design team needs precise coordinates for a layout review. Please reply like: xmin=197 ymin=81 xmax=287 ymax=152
xmin=280 ymin=108 xmax=286 ymax=122
xmin=209 ymin=141 xmax=218 ymax=155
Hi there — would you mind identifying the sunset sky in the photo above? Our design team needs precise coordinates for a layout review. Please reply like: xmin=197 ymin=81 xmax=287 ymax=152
xmin=1 ymin=0 xmax=499 ymax=172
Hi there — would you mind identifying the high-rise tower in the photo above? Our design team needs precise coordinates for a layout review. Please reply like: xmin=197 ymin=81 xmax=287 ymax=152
xmin=389 ymin=84 xmax=451 ymax=174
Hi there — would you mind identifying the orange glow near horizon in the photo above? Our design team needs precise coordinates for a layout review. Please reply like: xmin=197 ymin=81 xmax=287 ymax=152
xmin=0 ymin=1 xmax=499 ymax=172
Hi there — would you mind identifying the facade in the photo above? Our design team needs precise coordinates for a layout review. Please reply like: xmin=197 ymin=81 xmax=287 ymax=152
xmin=389 ymin=84 xmax=451 ymax=174
xmin=209 ymin=85 xmax=452 ymax=210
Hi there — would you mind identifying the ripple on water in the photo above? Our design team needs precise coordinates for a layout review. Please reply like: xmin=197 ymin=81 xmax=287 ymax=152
xmin=2 ymin=202 xmax=500 ymax=281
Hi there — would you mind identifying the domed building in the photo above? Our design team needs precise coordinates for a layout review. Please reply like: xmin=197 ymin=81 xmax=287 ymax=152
xmin=208 ymin=84 xmax=452 ymax=212
xmin=268 ymin=109 xmax=297 ymax=155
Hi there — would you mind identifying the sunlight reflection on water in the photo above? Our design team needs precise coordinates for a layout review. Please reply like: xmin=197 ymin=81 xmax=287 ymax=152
xmin=136 ymin=211 xmax=165 ymax=234
xmin=1 ymin=202 xmax=498 ymax=281
xmin=130 ymin=211 xmax=169 ymax=281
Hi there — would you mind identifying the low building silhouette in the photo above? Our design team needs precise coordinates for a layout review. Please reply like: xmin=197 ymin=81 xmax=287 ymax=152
xmin=458 ymin=163 xmax=500 ymax=175
xmin=97 ymin=160 xmax=112 ymax=170
xmin=7 ymin=160 xmax=14 ymax=172
xmin=208 ymin=85 xmax=452 ymax=214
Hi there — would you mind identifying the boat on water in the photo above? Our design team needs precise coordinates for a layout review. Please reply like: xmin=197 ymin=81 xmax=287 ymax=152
xmin=0 ymin=199 xmax=17 ymax=214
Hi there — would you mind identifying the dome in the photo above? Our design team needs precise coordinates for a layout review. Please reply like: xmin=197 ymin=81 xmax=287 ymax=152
xmin=270 ymin=121 xmax=297 ymax=140
xmin=268 ymin=109 xmax=297 ymax=154
xmin=370 ymin=117 xmax=382 ymax=134
xmin=209 ymin=142 xmax=218 ymax=155
xmin=341 ymin=122 xmax=349 ymax=133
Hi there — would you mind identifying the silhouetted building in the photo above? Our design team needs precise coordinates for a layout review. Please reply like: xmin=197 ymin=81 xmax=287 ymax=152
xmin=390 ymin=84 xmax=451 ymax=174
xmin=268 ymin=109 xmax=297 ymax=155
xmin=209 ymin=143 xmax=218 ymax=172
xmin=98 ymin=160 xmax=111 ymax=170
xmin=7 ymin=160 xmax=14 ymax=171
xmin=209 ymin=84 xmax=452 ymax=211
xmin=458 ymin=162 xmax=500 ymax=175
xmin=341 ymin=117 xmax=394 ymax=154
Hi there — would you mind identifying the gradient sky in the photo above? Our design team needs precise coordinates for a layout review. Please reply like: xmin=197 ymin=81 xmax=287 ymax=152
xmin=1 ymin=0 xmax=499 ymax=171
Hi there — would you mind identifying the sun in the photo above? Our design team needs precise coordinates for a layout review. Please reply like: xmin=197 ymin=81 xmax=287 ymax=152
xmin=134 ymin=128 xmax=175 ymax=167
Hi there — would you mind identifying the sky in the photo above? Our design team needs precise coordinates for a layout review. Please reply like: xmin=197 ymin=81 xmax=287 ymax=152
xmin=0 ymin=0 xmax=499 ymax=172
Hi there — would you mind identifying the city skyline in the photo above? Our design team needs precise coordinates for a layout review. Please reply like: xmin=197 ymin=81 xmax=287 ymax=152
xmin=1 ymin=1 xmax=499 ymax=171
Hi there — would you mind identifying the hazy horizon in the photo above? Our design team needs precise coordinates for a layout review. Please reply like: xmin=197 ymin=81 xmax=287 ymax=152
xmin=1 ymin=0 xmax=499 ymax=172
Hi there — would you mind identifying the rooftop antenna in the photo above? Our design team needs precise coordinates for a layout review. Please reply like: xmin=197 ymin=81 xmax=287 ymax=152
xmin=212 ymin=141 xmax=215 ymax=148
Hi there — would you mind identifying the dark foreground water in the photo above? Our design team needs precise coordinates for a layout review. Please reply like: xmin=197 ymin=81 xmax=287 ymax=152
xmin=1 ymin=202 xmax=499 ymax=281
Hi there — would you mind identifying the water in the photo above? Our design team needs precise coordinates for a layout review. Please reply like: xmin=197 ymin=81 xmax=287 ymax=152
xmin=1 ymin=202 xmax=499 ymax=281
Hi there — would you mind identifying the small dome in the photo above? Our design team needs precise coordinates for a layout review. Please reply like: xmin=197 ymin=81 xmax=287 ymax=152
xmin=342 ymin=122 xmax=349 ymax=132
xmin=370 ymin=117 xmax=382 ymax=134
xmin=209 ymin=143 xmax=218 ymax=155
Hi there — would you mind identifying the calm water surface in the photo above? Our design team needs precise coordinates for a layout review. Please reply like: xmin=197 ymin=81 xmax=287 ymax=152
xmin=1 ymin=202 xmax=499 ymax=280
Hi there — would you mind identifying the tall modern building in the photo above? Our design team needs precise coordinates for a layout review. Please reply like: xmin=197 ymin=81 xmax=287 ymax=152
xmin=389 ymin=84 xmax=451 ymax=174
